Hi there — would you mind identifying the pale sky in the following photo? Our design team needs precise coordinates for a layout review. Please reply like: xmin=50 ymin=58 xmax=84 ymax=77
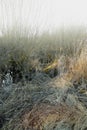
xmin=0 ymin=0 xmax=87 ymax=33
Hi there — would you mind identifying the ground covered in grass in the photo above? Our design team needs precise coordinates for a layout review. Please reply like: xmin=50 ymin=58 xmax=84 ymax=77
xmin=0 ymin=28 xmax=87 ymax=130
xmin=0 ymin=72 xmax=87 ymax=130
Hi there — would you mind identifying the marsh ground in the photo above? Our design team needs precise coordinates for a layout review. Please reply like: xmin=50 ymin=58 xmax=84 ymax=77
xmin=0 ymin=27 xmax=87 ymax=130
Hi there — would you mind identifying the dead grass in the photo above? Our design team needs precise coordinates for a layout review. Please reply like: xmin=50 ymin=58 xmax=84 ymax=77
xmin=21 ymin=103 xmax=83 ymax=130
xmin=65 ymin=43 xmax=87 ymax=84
xmin=51 ymin=43 xmax=87 ymax=88
xmin=0 ymin=27 xmax=87 ymax=130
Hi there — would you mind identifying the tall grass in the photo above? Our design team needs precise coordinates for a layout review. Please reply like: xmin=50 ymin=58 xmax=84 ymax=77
xmin=0 ymin=27 xmax=87 ymax=130
xmin=0 ymin=26 xmax=87 ymax=83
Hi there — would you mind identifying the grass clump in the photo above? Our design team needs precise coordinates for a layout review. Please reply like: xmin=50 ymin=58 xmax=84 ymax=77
xmin=0 ymin=26 xmax=87 ymax=130
xmin=0 ymin=26 xmax=87 ymax=82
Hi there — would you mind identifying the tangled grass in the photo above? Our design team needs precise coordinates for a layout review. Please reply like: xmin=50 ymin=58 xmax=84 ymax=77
xmin=0 ymin=27 xmax=87 ymax=130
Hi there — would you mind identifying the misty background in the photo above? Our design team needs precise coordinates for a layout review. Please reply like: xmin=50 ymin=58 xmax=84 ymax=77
xmin=0 ymin=0 xmax=87 ymax=34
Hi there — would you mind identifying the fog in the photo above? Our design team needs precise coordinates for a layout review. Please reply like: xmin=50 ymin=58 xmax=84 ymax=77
xmin=0 ymin=0 xmax=87 ymax=33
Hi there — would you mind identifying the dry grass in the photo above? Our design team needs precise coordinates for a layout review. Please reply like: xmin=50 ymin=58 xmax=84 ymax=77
xmin=0 ymin=27 xmax=86 ymax=77
xmin=22 ymin=103 xmax=84 ymax=130
xmin=64 ymin=43 xmax=87 ymax=84
xmin=0 ymin=27 xmax=87 ymax=130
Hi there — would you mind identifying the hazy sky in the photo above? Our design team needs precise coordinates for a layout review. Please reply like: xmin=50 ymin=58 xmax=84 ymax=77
xmin=0 ymin=0 xmax=87 ymax=32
